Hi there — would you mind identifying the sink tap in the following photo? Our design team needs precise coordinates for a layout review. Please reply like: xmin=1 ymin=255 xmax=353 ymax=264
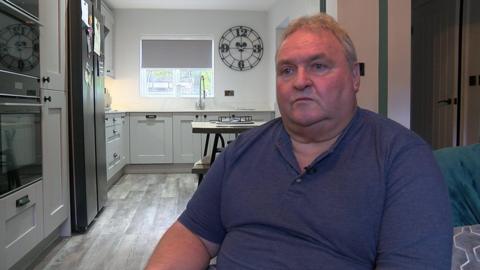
xmin=196 ymin=75 xmax=205 ymax=110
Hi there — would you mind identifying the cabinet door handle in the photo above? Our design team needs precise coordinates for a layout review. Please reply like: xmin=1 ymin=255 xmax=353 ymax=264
xmin=16 ymin=195 xmax=30 ymax=207
xmin=113 ymin=153 xmax=118 ymax=158
xmin=44 ymin=96 xmax=52 ymax=102
xmin=195 ymin=115 xmax=199 ymax=119
xmin=145 ymin=115 xmax=157 ymax=119
xmin=42 ymin=76 xmax=50 ymax=83
xmin=112 ymin=129 xmax=117 ymax=134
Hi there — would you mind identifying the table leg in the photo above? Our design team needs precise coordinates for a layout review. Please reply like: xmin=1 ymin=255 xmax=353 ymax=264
xmin=203 ymin=133 xmax=210 ymax=157
xmin=209 ymin=133 xmax=225 ymax=165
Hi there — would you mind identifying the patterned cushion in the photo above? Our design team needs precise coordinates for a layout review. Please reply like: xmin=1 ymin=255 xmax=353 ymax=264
xmin=452 ymin=224 xmax=480 ymax=269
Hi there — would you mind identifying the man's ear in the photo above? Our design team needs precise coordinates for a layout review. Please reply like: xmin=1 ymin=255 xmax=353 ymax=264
xmin=352 ymin=63 xmax=361 ymax=92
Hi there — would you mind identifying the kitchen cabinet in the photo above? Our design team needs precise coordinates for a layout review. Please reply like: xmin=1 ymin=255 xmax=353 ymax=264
xmin=0 ymin=181 xmax=44 ymax=270
xmin=120 ymin=114 xmax=130 ymax=167
xmin=130 ymin=113 xmax=173 ymax=163
xmin=173 ymin=113 xmax=202 ymax=163
xmin=39 ymin=0 xmax=67 ymax=91
xmin=41 ymin=90 xmax=69 ymax=237
xmin=105 ymin=112 xmax=128 ymax=181
xmin=101 ymin=2 xmax=115 ymax=77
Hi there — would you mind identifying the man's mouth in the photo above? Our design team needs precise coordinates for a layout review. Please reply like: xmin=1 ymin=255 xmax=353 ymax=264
xmin=293 ymin=97 xmax=313 ymax=103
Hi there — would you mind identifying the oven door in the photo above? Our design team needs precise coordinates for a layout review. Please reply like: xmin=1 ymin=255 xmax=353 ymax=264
xmin=0 ymin=101 xmax=42 ymax=198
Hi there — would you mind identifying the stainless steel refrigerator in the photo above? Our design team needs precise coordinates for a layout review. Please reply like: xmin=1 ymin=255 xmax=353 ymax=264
xmin=67 ymin=0 xmax=107 ymax=232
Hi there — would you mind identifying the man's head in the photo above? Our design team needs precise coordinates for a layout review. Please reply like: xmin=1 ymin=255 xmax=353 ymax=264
xmin=276 ymin=13 xmax=360 ymax=139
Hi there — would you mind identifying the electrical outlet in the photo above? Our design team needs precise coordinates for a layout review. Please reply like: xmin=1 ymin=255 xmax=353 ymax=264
xmin=225 ymin=90 xmax=234 ymax=96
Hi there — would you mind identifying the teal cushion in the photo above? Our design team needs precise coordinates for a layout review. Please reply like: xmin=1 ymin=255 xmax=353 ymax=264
xmin=434 ymin=144 xmax=480 ymax=227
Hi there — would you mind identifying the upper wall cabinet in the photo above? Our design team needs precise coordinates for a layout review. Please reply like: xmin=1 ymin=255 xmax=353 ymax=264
xmin=101 ymin=2 xmax=115 ymax=78
xmin=39 ymin=0 xmax=67 ymax=91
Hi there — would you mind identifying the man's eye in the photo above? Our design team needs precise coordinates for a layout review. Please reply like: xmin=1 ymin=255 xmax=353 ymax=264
xmin=280 ymin=67 xmax=294 ymax=75
xmin=312 ymin=63 xmax=329 ymax=73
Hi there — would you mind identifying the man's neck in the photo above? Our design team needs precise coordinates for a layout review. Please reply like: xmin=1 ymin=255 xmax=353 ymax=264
xmin=291 ymin=134 xmax=339 ymax=171
xmin=285 ymin=110 xmax=356 ymax=171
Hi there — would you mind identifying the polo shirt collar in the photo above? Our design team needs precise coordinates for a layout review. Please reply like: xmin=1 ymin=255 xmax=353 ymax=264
xmin=274 ymin=107 xmax=362 ymax=172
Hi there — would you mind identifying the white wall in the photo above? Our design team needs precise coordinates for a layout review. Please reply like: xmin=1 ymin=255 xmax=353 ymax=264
xmin=388 ymin=1 xmax=411 ymax=128
xmin=106 ymin=9 xmax=271 ymax=111
xmin=267 ymin=0 xmax=320 ymax=116
xmin=337 ymin=0 xmax=379 ymax=113
xmin=335 ymin=0 xmax=411 ymax=127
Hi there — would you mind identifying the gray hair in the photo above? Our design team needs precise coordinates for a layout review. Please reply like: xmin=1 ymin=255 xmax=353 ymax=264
xmin=279 ymin=13 xmax=358 ymax=68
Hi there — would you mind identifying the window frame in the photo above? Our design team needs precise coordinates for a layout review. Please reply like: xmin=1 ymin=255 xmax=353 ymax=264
xmin=139 ymin=35 xmax=215 ymax=98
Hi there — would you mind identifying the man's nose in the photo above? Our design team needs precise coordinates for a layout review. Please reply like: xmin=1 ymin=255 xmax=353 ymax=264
xmin=293 ymin=68 xmax=312 ymax=90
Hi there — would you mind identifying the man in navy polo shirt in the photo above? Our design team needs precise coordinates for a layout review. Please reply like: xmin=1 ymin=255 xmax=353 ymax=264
xmin=146 ymin=13 xmax=452 ymax=270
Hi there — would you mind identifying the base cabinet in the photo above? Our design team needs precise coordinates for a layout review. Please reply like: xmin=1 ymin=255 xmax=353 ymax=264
xmin=106 ymin=113 xmax=129 ymax=181
xmin=0 ymin=181 xmax=44 ymax=270
xmin=130 ymin=113 xmax=173 ymax=163
xmin=173 ymin=114 xmax=202 ymax=163
xmin=41 ymin=90 xmax=69 ymax=237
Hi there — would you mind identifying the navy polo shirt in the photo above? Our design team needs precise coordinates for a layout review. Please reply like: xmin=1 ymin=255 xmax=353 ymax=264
xmin=179 ymin=108 xmax=452 ymax=270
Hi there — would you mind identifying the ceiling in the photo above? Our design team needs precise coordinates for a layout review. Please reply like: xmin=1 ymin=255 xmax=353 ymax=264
xmin=103 ymin=0 xmax=279 ymax=11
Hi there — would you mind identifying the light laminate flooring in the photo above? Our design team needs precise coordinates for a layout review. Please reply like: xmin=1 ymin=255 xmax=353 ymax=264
xmin=31 ymin=173 xmax=198 ymax=270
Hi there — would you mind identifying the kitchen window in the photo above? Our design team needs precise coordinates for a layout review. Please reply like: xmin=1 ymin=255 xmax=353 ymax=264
xmin=140 ymin=38 xmax=213 ymax=98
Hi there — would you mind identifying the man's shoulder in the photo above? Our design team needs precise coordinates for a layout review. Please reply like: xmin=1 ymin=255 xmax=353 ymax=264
xmin=352 ymin=108 xmax=433 ymax=160
xmin=357 ymin=108 xmax=425 ymax=144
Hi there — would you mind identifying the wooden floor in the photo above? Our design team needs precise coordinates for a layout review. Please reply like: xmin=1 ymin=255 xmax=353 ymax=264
xmin=31 ymin=173 xmax=198 ymax=270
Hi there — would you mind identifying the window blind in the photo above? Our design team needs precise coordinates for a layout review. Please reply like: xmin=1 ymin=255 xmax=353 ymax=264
xmin=141 ymin=39 xmax=213 ymax=68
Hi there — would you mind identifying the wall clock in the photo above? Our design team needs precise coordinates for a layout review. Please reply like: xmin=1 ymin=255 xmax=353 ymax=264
xmin=0 ymin=24 xmax=40 ymax=72
xmin=218 ymin=26 xmax=263 ymax=71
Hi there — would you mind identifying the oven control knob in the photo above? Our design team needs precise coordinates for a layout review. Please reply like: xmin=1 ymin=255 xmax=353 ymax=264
xmin=44 ymin=96 xmax=52 ymax=102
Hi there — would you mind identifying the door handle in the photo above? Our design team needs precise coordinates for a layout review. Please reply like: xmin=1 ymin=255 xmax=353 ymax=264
xmin=437 ymin=98 xmax=452 ymax=105
xmin=16 ymin=195 xmax=30 ymax=207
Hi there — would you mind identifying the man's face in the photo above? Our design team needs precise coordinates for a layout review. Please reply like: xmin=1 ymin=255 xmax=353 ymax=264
xmin=276 ymin=29 xmax=360 ymax=129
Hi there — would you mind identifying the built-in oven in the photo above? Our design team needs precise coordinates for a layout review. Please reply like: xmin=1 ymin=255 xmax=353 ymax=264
xmin=0 ymin=97 xmax=41 ymax=198
xmin=0 ymin=0 xmax=41 ymax=198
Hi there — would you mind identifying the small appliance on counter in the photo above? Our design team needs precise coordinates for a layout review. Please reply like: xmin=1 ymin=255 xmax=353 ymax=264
xmin=104 ymin=87 xmax=111 ymax=111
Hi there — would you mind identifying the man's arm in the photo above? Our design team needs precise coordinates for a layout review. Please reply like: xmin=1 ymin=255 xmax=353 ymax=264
xmin=145 ymin=221 xmax=220 ymax=270
xmin=375 ymin=143 xmax=452 ymax=269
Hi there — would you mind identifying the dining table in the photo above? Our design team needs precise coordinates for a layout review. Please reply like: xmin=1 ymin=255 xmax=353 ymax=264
xmin=191 ymin=120 xmax=266 ymax=183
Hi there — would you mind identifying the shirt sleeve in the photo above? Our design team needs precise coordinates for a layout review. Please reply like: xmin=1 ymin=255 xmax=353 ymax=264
xmin=375 ymin=143 xmax=453 ymax=269
xmin=178 ymin=148 xmax=228 ymax=244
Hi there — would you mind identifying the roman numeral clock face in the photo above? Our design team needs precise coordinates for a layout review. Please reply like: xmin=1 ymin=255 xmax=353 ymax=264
xmin=218 ymin=26 xmax=263 ymax=71
xmin=0 ymin=24 xmax=39 ymax=72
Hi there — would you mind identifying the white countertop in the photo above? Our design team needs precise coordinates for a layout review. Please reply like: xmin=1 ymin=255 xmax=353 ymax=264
xmin=105 ymin=108 xmax=274 ymax=114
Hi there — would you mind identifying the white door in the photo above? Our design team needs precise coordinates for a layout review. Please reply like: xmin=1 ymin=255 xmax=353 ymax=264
xmin=173 ymin=114 xmax=202 ymax=163
xmin=39 ymin=0 xmax=66 ymax=91
xmin=41 ymin=90 xmax=69 ymax=236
